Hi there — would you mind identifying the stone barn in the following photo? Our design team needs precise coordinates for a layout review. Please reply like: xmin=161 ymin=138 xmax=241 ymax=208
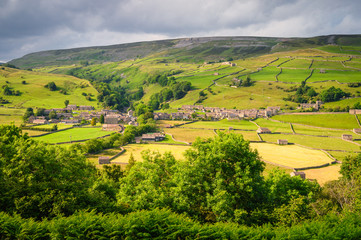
xmin=98 ymin=156 xmax=110 ymax=165
xmin=342 ymin=134 xmax=353 ymax=141
xmin=257 ymin=127 xmax=271 ymax=134
xmin=290 ymin=171 xmax=306 ymax=180
xmin=277 ymin=139 xmax=288 ymax=145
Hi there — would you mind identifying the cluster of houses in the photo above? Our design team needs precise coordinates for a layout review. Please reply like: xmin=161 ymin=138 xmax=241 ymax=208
xmin=28 ymin=104 xmax=137 ymax=131
xmin=298 ymin=101 xmax=323 ymax=110
xmin=154 ymin=105 xmax=281 ymax=121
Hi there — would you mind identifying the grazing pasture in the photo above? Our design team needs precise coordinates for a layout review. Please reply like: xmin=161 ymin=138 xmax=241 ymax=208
xmin=272 ymin=113 xmax=359 ymax=129
xmin=34 ymin=127 xmax=114 ymax=144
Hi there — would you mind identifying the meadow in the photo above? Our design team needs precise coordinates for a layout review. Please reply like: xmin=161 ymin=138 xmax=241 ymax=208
xmin=250 ymin=142 xmax=333 ymax=169
xmin=184 ymin=119 xmax=258 ymax=130
xmin=272 ymin=113 xmax=360 ymax=129
xmin=0 ymin=67 xmax=99 ymax=109
xmin=260 ymin=133 xmax=360 ymax=152
xmin=34 ymin=127 xmax=114 ymax=144
xmin=254 ymin=118 xmax=294 ymax=133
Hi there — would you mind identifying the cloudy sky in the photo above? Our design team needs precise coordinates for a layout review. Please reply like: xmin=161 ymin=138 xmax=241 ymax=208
xmin=1 ymin=0 xmax=361 ymax=61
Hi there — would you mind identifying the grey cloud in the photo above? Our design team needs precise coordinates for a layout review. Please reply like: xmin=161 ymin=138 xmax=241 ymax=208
xmin=1 ymin=0 xmax=361 ymax=61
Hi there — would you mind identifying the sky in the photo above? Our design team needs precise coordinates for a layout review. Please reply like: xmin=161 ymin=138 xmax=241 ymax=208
xmin=1 ymin=0 xmax=361 ymax=62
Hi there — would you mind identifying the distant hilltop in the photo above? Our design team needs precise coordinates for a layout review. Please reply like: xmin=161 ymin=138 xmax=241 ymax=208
xmin=9 ymin=34 xmax=361 ymax=69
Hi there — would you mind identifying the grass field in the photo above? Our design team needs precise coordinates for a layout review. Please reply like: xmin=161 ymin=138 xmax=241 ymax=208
xmin=272 ymin=113 xmax=359 ymax=129
xmin=292 ymin=124 xmax=357 ymax=138
xmin=250 ymin=142 xmax=333 ymax=169
xmin=34 ymin=127 xmax=114 ymax=144
xmin=164 ymin=127 xmax=216 ymax=143
xmin=255 ymin=118 xmax=293 ymax=133
xmin=303 ymin=164 xmax=341 ymax=185
xmin=311 ymin=60 xmax=348 ymax=70
xmin=277 ymin=68 xmax=311 ymax=83
xmin=0 ymin=67 xmax=99 ymax=109
xmin=309 ymin=69 xmax=361 ymax=83
xmin=261 ymin=133 xmax=361 ymax=151
xmin=248 ymin=66 xmax=279 ymax=81
xmin=111 ymin=144 xmax=190 ymax=163
xmin=281 ymin=59 xmax=312 ymax=69
xmin=184 ymin=119 xmax=258 ymax=130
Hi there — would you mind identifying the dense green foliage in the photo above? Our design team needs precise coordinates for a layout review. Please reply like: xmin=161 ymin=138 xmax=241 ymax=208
xmin=2 ymin=124 xmax=361 ymax=238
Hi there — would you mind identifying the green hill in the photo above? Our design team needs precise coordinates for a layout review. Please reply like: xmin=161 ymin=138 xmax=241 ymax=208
xmin=7 ymin=34 xmax=361 ymax=111
xmin=0 ymin=67 xmax=99 ymax=109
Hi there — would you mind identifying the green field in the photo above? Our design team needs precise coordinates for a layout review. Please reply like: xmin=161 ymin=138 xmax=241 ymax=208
xmin=184 ymin=119 xmax=258 ymax=130
xmin=309 ymin=69 xmax=361 ymax=83
xmin=255 ymin=118 xmax=293 ymax=133
xmin=34 ymin=127 xmax=114 ymax=144
xmin=272 ymin=113 xmax=360 ymax=129
xmin=261 ymin=133 xmax=361 ymax=151
xmin=249 ymin=66 xmax=279 ymax=81
xmin=281 ymin=59 xmax=312 ymax=69
xmin=292 ymin=124 xmax=357 ymax=137
xmin=277 ymin=68 xmax=311 ymax=82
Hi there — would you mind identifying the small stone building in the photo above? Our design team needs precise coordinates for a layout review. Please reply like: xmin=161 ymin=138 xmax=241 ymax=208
xmin=98 ymin=156 xmax=110 ymax=164
xmin=342 ymin=134 xmax=353 ymax=141
xmin=104 ymin=116 xmax=118 ymax=124
xmin=290 ymin=171 xmax=306 ymax=180
xmin=277 ymin=139 xmax=288 ymax=145
xmin=257 ymin=127 xmax=271 ymax=134
xmin=142 ymin=133 xmax=165 ymax=142
xmin=354 ymin=128 xmax=361 ymax=134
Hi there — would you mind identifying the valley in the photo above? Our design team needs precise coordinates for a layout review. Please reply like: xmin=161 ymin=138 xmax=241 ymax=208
xmin=2 ymin=35 xmax=361 ymax=186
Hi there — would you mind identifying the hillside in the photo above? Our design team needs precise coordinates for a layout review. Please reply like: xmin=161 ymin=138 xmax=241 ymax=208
xmin=6 ymin=34 xmax=361 ymax=112
xmin=11 ymin=35 xmax=361 ymax=69
xmin=0 ymin=67 xmax=99 ymax=109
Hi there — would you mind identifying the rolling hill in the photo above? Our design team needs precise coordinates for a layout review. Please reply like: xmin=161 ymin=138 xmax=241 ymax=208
xmin=0 ymin=66 xmax=99 ymax=109
xmin=6 ymin=34 xmax=361 ymax=111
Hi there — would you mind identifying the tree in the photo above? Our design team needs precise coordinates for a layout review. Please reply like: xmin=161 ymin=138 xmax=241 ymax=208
xmin=126 ymin=153 xmax=136 ymax=172
xmin=64 ymin=99 xmax=70 ymax=107
xmin=45 ymin=82 xmax=57 ymax=91
xmin=172 ymin=132 xmax=266 ymax=223
xmin=340 ymin=153 xmax=361 ymax=181
xmin=117 ymin=151 xmax=177 ymax=211
xmin=23 ymin=107 xmax=34 ymax=122
xmin=91 ymin=117 xmax=97 ymax=126
xmin=49 ymin=110 xmax=57 ymax=119
xmin=99 ymin=114 xmax=105 ymax=124
xmin=0 ymin=125 xmax=98 ymax=219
